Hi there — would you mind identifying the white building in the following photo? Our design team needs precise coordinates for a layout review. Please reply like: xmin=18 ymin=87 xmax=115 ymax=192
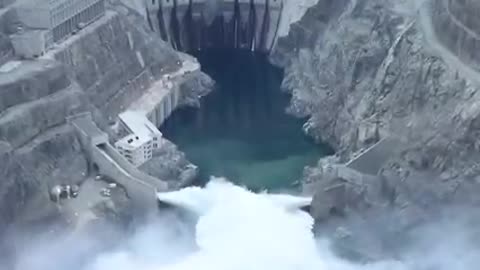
xmin=119 ymin=111 xmax=163 ymax=149
xmin=115 ymin=134 xmax=153 ymax=167
xmin=115 ymin=111 xmax=163 ymax=166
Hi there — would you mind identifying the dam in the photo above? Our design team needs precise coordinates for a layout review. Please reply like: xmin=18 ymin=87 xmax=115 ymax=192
xmin=146 ymin=0 xmax=284 ymax=53
xmin=37 ymin=0 xmax=322 ymax=214
xmin=161 ymin=49 xmax=333 ymax=191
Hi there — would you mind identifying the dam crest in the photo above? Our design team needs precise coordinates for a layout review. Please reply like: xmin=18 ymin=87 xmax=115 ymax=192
xmin=146 ymin=0 xmax=284 ymax=53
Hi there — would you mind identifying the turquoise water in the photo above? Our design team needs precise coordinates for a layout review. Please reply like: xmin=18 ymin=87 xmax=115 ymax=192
xmin=161 ymin=50 xmax=332 ymax=191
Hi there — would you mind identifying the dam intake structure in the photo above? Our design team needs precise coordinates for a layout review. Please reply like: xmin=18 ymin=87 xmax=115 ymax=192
xmin=146 ymin=0 xmax=284 ymax=53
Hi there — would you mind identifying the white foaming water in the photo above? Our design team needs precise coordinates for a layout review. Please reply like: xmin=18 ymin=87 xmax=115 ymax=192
xmin=14 ymin=177 xmax=480 ymax=270
xmin=155 ymin=178 xmax=320 ymax=270
xmin=86 ymin=177 xmax=407 ymax=270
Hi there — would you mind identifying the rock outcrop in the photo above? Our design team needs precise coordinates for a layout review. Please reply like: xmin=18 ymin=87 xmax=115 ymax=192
xmin=178 ymin=70 xmax=216 ymax=107
xmin=432 ymin=0 xmax=480 ymax=71
xmin=273 ymin=0 xmax=480 ymax=254
xmin=0 ymin=59 xmax=91 ymax=236
xmin=0 ymin=32 xmax=12 ymax=65
xmin=140 ymin=140 xmax=199 ymax=189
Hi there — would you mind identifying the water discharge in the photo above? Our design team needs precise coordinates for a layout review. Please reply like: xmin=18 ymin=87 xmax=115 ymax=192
xmin=84 ymin=178 xmax=405 ymax=270
xmin=13 ymin=178 xmax=480 ymax=270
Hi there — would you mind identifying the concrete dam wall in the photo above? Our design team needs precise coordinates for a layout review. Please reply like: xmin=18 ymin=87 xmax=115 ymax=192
xmin=147 ymin=0 xmax=283 ymax=53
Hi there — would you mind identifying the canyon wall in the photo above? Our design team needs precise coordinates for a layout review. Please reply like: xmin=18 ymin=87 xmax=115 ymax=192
xmin=0 ymin=60 xmax=91 ymax=237
xmin=431 ymin=0 xmax=480 ymax=71
xmin=273 ymin=0 xmax=480 ymax=251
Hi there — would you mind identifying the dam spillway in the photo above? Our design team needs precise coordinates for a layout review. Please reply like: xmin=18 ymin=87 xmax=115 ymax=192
xmin=146 ymin=0 xmax=283 ymax=53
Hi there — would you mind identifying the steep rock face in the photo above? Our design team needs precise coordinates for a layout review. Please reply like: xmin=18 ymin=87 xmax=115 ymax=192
xmin=0 ymin=60 xmax=92 ymax=237
xmin=431 ymin=0 xmax=480 ymax=71
xmin=0 ymin=61 xmax=69 ymax=113
xmin=178 ymin=70 xmax=216 ymax=107
xmin=0 ymin=61 xmax=89 ymax=149
xmin=271 ymin=0 xmax=349 ymax=67
xmin=52 ymin=10 xmax=181 ymax=120
xmin=0 ymin=32 xmax=12 ymax=65
xmin=0 ymin=128 xmax=87 ymax=229
xmin=275 ymin=0 xmax=480 ymax=234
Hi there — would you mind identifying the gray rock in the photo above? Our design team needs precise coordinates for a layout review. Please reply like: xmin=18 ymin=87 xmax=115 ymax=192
xmin=140 ymin=140 xmax=199 ymax=189
xmin=274 ymin=0 xmax=480 ymax=253
xmin=179 ymin=71 xmax=215 ymax=108
xmin=0 ymin=32 xmax=12 ymax=65
xmin=52 ymin=9 xmax=182 ymax=120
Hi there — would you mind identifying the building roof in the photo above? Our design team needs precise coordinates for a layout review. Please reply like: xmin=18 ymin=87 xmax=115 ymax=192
xmin=119 ymin=110 xmax=162 ymax=138
xmin=115 ymin=134 xmax=151 ymax=149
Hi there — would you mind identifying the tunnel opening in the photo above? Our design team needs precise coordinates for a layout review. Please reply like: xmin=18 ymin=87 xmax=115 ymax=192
xmin=161 ymin=49 xmax=333 ymax=191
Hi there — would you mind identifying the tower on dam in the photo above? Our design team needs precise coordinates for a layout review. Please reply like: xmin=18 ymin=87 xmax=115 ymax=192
xmin=146 ymin=0 xmax=283 ymax=53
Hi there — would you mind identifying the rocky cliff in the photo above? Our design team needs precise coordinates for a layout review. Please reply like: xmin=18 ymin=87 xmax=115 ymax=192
xmin=273 ymin=0 xmax=480 ymax=256
xmin=0 ymin=32 xmax=12 ymax=65
xmin=0 ymin=60 xmax=91 ymax=240
xmin=432 ymin=0 xmax=480 ymax=71
xmin=0 ymin=1 xmax=213 ymax=243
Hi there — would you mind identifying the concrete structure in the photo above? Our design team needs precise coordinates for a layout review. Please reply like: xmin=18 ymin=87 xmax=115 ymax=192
xmin=116 ymin=111 xmax=164 ymax=166
xmin=148 ymin=0 xmax=284 ymax=53
xmin=69 ymin=113 xmax=168 ymax=213
xmin=10 ymin=30 xmax=49 ymax=58
xmin=12 ymin=0 xmax=106 ymax=58
xmin=115 ymin=134 xmax=153 ymax=167
xmin=67 ymin=112 xmax=109 ymax=150
xmin=146 ymin=0 xmax=162 ymax=34
xmin=126 ymin=53 xmax=200 ymax=127
xmin=66 ymin=55 xmax=200 ymax=211
xmin=118 ymin=111 xmax=163 ymax=149
xmin=162 ymin=0 xmax=174 ymax=45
